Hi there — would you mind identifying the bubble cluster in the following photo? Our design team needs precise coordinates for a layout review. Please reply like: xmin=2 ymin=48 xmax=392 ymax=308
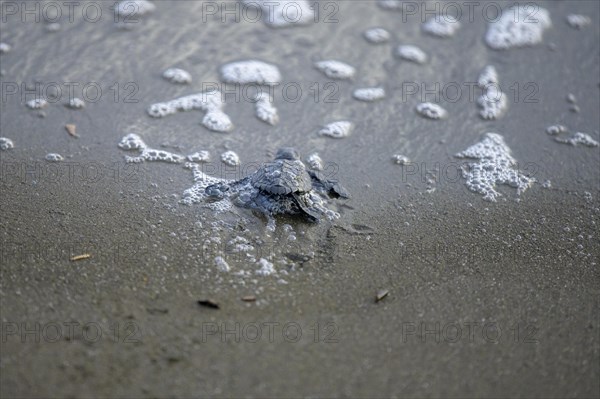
xmin=377 ymin=0 xmax=403 ymax=11
xmin=162 ymin=68 xmax=192 ymax=84
xmin=0 ymin=137 xmax=15 ymax=151
xmin=214 ymin=256 xmax=231 ymax=273
xmin=255 ymin=258 xmax=276 ymax=276
xmin=363 ymin=27 xmax=391 ymax=44
xmin=545 ymin=125 xmax=567 ymax=136
xmin=220 ymin=60 xmax=281 ymax=86
xmin=353 ymin=87 xmax=385 ymax=102
xmin=318 ymin=121 xmax=354 ymax=138
xmin=416 ymin=102 xmax=447 ymax=120
xmin=422 ymin=16 xmax=461 ymax=38
xmin=314 ymin=60 xmax=356 ymax=80
xmin=396 ymin=45 xmax=427 ymax=64
xmin=67 ymin=98 xmax=85 ymax=109
xmin=0 ymin=42 xmax=11 ymax=54
xmin=485 ymin=5 xmax=551 ymax=50
xmin=476 ymin=66 xmax=507 ymax=120
xmin=392 ymin=154 xmax=410 ymax=165
xmin=147 ymin=91 xmax=233 ymax=133
xmin=242 ymin=0 xmax=314 ymax=28
xmin=566 ymin=14 xmax=591 ymax=29
xmin=187 ymin=151 xmax=211 ymax=163
xmin=181 ymin=162 xmax=232 ymax=212
xmin=555 ymin=132 xmax=599 ymax=147
xmin=118 ymin=133 xmax=185 ymax=163
xmin=221 ymin=150 xmax=241 ymax=166
xmin=254 ymin=92 xmax=279 ymax=125
xmin=455 ymin=133 xmax=535 ymax=202
xmin=305 ymin=153 xmax=324 ymax=171
xmin=26 ymin=98 xmax=48 ymax=109
xmin=114 ymin=0 xmax=156 ymax=17
xmin=45 ymin=153 xmax=64 ymax=162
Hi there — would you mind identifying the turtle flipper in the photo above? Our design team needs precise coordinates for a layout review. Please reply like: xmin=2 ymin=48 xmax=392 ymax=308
xmin=292 ymin=193 xmax=321 ymax=222
xmin=308 ymin=171 xmax=351 ymax=199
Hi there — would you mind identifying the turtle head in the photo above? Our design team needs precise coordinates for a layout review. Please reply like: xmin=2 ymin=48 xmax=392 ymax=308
xmin=275 ymin=147 xmax=299 ymax=161
xmin=205 ymin=183 xmax=230 ymax=201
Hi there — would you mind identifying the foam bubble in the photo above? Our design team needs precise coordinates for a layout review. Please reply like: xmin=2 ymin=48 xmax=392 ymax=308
xmin=118 ymin=133 xmax=184 ymax=163
xmin=220 ymin=60 xmax=281 ymax=86
xmin=364 ymin=27 xmax=391 ymax=43
xmin=214 ymin=256 xmax=231 ymax=272
xmin=255 ymin=258 xmax=275 ymax=276
xmin=114 ymin=0 xmax=155 ymax=17
xmin=314 ymin=60 xmax=356 ymax=80
xmin=377 ymin=0 xmax=403 ymax=11
xmin=45 ymin=153 xmax=64 ymax=162
xmin=545 ymin=124 xmax=567 ymax=135
xmin=242 ymin=0 xmax=314 ymax=28
xmin=305 ymin=153 xmax=324 ymax=170
xmin=181 ymin=162 xmax=232 ymax=212
xmin=221 ymin=150 xmax=240 ymax=166
xmin=26 ymin=98 xmax=48 ymax=109
xmin=67 ymin=98 xmax=85 ymax=109
xmin=254 ymin=92 xmax=279 ymax=125
xmin=0 ymin=42 xmax=12 ymax=54
xmin=485 ymin=6 xmax=551 ymax=50
xmin=566 ymin=14 xmax=591 ymax=29
xmin=477 ymin=65 xmax=499 ymax=88
xmin=187 ymin=151 xmax=211 ymax=163
xmin=0 ymin=137 xmax=15 ymax=151
xmin=318 ymin=121 xmax=353 ymax=138
xmin=416 ymin=102 xmax=447 ymax=119
xmin=555 ymin=132 xmax=599 ymax=147
xmin=392 ymin=154 xmax=410 ymax=165
xmin=396 ymin=45 xmax=427 ymax=64
xmin=162 ymin=68 xmax=192 ymax=84
xmin=422 ymin=16 xmax=461 ymax=38
xmin=455 ymin=133 xmax=535 ymax=201
xmin=353 ymin=87 xmax=385 ymax=102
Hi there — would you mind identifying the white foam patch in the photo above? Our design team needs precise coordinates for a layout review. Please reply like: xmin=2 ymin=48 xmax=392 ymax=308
xmin=485 ymin=5 xmax=551 ymax=50
xmin=162 ymin=68 xmax=192 ymax=84
xmin=67 ymin=98 xmax=85 ymax=109
xmin=364 ymin=27 xmax=391 ymax=43
xmin=45 ymin=153 xmax=64 ymax=162
xmin=396 ymin=45 xmax=427 ymax=64
xmin=455 ymin=133 xmax=535 ymax=202
xmin=0 ymin=137 xmax=15 ymax=151
xmin=305 ymin=153 xmax=323 ymax=171
xmin=314 ymin=60 xmax=356 ymax=80
xmin=221 ymin=150 xmax=240 ymax=166
xmin=422 ymin=16 xmax=461 ymax=37
xmin=318 ymin=121 xmax=353 ymax=138
xmin=567 ymin=14 xmax=591 ymax=29
xmin=353 ymin=87 xmax=385 ymax=102
xmin=147 ymin=91 xmax=233 ymax=133
xmin=255 ymin=258 xmax=275 ymax=276
xmin=242 ymin=0 xmax=314 ymax=28
xmin=114 ymin=0 xmax=155 ymax=16
xmin=545 ymin=125 xmax=567 ymax=135
xmin=254 ymin=92 xmax=279 ymax=125
xmin=220 ymin=60 xmax=281 ymax=86
xmin=187 ymin=150 xmax=211 ymax=163
xmin=0 ymin=42 xmax=11 ymax=54
xmin=26 ymin=98 xmax=48 ymax=109
xmin=118 ymin=133 xmax=184 ymax=163
xmin=555 ymin=132 xmax=599 ymax=147
xmin=416 ymin=102 xmax=447 ymax=119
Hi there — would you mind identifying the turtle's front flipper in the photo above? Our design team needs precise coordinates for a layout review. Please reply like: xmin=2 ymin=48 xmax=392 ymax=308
xmin=308 ymin=171 xmax=351 ymax=199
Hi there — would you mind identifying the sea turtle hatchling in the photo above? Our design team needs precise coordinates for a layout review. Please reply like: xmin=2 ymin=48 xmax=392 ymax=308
xmin=204 ymin=148 xmax=349 ymax=222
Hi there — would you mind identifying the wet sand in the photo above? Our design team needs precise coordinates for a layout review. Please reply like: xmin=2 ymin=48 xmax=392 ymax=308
xmin=1 ymin=1 xmax=599 ymax=397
